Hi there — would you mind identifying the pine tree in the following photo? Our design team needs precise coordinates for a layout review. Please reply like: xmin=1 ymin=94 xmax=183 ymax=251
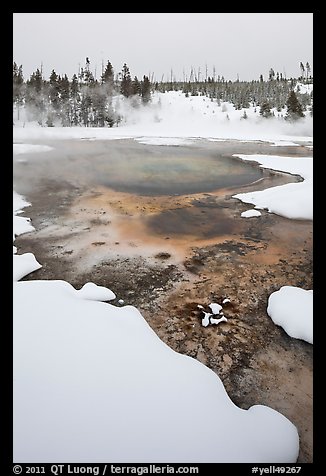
xmin=141 ymin=76 xmax=151 ymax=104
xmin=306 ymin=62 xmax=311 ymax=82
xmin=58 ymin=74 xmax=70 ymax=126
xmin=80 ymin=93 xmax=92 ymax=126
xmin=132 ymin=76 xmax=141 ymax=96
xmin=79 ymin=58 xmax=95 ymax=126
xmin=84 ymin=58 xmax=94 ymax=84
xmin=70 ymin=74 xmax=80 ymax=126
xmin=285 ymin=90 xmax=305 ymax=121
xmin=13 ymin=62 xmax=24 ymax=120
xmin=120 ymin=63 xmax=132 ymax=98
xmin=269 ymin=68 xmax=275 ymax=81
xmin=49 ymin=69 xmax=60 ymax=112
xmin=91 ymin=84 xmax=106 ymax=127
xmin=259 ymin=101 xmax=272 ymax=118
xmin=25 ymin=68 xmax=45 ymax=124
xmin=101 ymin=60 xmax=114 ymax=92
xmin=29 ymin=68 xmax=43 ymax=92
xmin=300 ymin=62 xmax=305 ymax=81
xmin=100 ymin=61 xmax=115 ymax=124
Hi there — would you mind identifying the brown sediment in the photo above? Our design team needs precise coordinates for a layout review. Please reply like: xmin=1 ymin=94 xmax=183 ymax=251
xmin=14 ymin=138 xmax=313 ymax=462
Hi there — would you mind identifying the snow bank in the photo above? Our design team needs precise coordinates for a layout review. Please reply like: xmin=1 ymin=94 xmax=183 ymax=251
xmin=76 ymin=282 xmax=116 ymax=302
xmin=13 ymin=253 xmax=42 ymax=281
xmin=13 ymin=192 xmax=33 ymax=239
xmin=13 ymin=190 xmax=31 ymax=213
xmin=13 ymin=143 xmax=54 ymax=155
xmin=13 ymin=214 xmax=34 ymax=239
xmin=13 ymin=278 xmax=299 ymax=463
xmin=241 ymin=209 xmax=262 ymax=218
xmin=13 ymin=191 xmax=42 ymax=278
xmin=135 ymin=136 xmax=195 ymax=146
xmin=233 ymin=154 xmax=313 ymax=220
xmin=295 ymin=82 xmax=313 ymax=95
xmin=271 ymin=140 xmax=299 ymax=147
xmin=267 ymin=286 xmax=313 ymax=344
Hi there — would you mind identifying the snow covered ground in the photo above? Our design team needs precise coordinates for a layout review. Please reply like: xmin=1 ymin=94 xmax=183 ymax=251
xmin=232 ymin=154 xmax=313 ymax=220
xmin=267 ymin=286 xmax=313 ymax=344
xmin=13 ymin=89 xmax=313 ymax=462
xmin=13 ymin=143 xmax=54 ymax=155
xmin=241 ymin=209 xmax=262 ymax=218
xmin=13 ymin=191 xmax=42 ymax=280
xmin=13 ymin=90 xmax=313 ymax=145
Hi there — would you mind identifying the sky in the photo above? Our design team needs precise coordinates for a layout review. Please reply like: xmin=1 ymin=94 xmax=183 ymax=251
xmin=13 ymin=13 xmax=313 ymax=82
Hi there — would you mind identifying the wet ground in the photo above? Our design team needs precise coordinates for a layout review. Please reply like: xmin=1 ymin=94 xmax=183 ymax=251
xmin=13 ymin=138 xmax=313 ymax=462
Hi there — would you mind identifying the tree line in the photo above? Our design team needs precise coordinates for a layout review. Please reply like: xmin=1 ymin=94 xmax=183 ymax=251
xmin=156 ymin=65 xmax=312 ymax=120
xmin=13 ymin=59 xmax=313 ymax=126
xmin=13 ymin=59 xmax=151 ymax=127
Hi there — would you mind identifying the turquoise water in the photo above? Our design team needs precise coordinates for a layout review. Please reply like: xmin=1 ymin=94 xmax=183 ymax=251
xmin=98 ymin=154 xmax=262 ymax=196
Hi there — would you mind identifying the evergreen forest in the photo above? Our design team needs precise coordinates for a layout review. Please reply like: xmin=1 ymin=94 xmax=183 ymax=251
xmin=13 ymin=59 xmax=313 ymax=127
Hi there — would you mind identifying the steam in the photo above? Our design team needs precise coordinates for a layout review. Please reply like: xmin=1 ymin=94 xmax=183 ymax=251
xmin=13 ymin=90 xmax=313 ymax=145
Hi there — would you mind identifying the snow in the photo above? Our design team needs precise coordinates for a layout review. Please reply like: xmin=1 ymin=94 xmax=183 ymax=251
xmin=294 ymin=82 xmax=313 ymax=95
xmin=13 ymin=143 xmax=54 ymax=155
xmin=13 ymin=90 xmax=313 ymax=145
xmin=12 ymin=89 xmax=311 ymax=462
xmin=13 ymin=214 xmax=34 ymax=239
xmin=267 ymin=286 xmax=313 ymax=344
xmin=271 ymin=140 xmax=299 ymax=147
xmin=13 ymin=253 xmax=42 ymax=281
xmin=76 ymin=282 xmax=116 ymax=302
xmin=13 ymin=276 xmax=299 ymax=463
xmin=199 ymin=302 xmax=228 ymax=327
xmin=211 ymin=316 xmax=227 ymax=325
xmin=13 ymin=191 xmax=42 ymax=279
xmin=13 ymin=190 xmax=31 ymax=213
xmin=209 ymin=302 xmax=223 ymax=314
xmin=201 ymin=311 xmax=211 ymax=328
xmin=241 ymin=209 xmax=262 ymax=218
xmin=233 ymin=154 xmax=313 ymax=220
xmin=135 ymin=136 xmax=195 ymax=146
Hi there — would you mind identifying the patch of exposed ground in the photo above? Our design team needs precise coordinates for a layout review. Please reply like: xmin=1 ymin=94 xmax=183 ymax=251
xmin=146 ymin=234 xmax=312 ymax=463
xmin=16 ymin=192 xmax=313 ymax=463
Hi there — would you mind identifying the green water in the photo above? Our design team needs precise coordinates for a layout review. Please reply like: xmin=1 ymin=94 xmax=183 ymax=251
xmin=97 ymin=154 xmax=262 ymax=196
